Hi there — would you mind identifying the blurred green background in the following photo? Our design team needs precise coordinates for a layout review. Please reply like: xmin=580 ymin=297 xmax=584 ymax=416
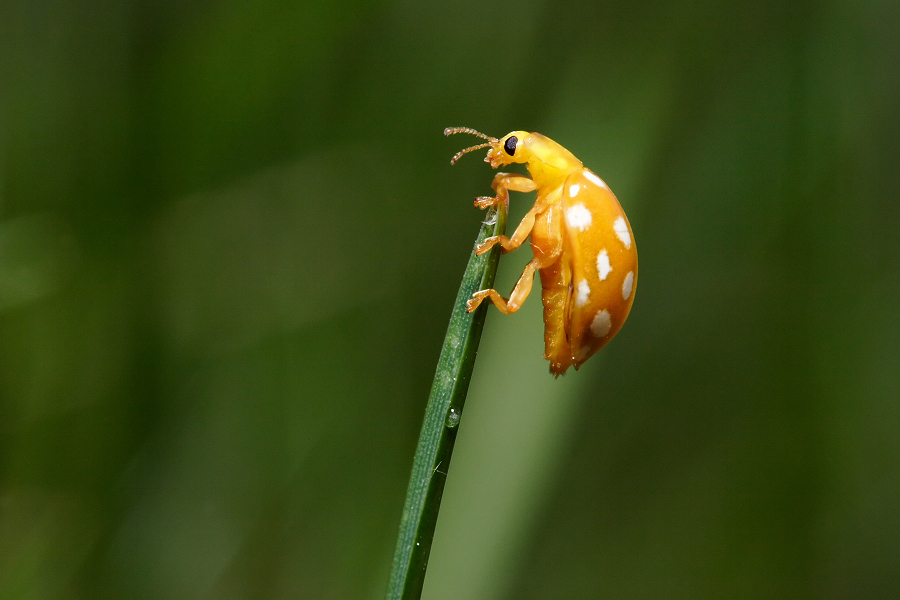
xmin=1 ymin=0 xmax=898 ymax=598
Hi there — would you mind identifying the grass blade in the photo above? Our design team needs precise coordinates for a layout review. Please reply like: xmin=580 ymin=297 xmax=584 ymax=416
xmin=385 ymin=201 xmax=508 ymax=600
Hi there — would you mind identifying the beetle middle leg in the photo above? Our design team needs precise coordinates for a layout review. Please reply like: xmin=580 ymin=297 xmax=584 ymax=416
xmin=476 ymin=195 xmax=561 ymax=256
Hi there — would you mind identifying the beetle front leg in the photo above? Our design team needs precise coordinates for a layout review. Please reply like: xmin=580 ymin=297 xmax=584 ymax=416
xmin=474 ymin=173 xmax=542 ymax=255
xmin=473 ymin=173 xmax=536 ymax=209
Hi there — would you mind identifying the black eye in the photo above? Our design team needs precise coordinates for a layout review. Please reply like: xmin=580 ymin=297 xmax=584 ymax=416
xmin=504 ymin=136 xmax=517 ymax=156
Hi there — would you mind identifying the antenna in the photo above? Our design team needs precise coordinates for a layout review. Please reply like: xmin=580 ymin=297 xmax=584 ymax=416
xmin=444 ymin=127 xmax=498 ymax=164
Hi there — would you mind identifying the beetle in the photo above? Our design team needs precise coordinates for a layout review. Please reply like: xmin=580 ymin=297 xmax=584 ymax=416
xmin=445 ymin=127 xmax=637 ymax=376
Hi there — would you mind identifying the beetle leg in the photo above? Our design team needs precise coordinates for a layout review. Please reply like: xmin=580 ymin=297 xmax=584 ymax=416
xmin=467 ymin=175 xmax=563 ymax=313
xmin=475 ymin=174 xmax=542 ymax=254
xmin=466 ymin=244 xmax=562 ymax=314
xmin=476 ymin=210 xmax=536 ymax=255
xmin=467 ymin=258 xmax=535 ymax=314
xmin=493 ymin=172 xmax=537 ymax=193
xmin=473 ymin=173 xmax=536 ymax=209
xmin=474 ymin=196 xmax=494 ymax=209
xmin=476 ymin=187 xmax=562 ymax=256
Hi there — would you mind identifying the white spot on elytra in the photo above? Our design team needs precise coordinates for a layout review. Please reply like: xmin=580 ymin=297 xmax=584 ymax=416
xmin=591 ymin=309 xmax=612 ymax=337
xmin=622 ymin=271 xmax=634 ymax=300
xmin=569 ymin=183 xmax=580 ymax=197
xmin=596 ymin=249 xmax=612 ymax=281
xmin=613 ymin=217 xmax=631 ymax=249
xmin=576 ymin=280 xmax=590 ymax=307
xmin=566 ymin=204 xmax=592 ymax=231
xmin=575 ymin=345 xmax=591 ymax=362
xmin=584 ymin=170 xmax=606 ymax=188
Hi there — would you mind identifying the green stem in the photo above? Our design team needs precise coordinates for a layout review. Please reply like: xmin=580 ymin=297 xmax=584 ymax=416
xmin=385 ymin=202 xmax=508 ymax=600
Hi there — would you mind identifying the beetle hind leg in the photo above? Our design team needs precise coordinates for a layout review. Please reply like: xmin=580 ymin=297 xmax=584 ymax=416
xmin=467 ymin=257 xmax=542 ymax=314
xmin=467 ymin=239 xmax=563 ymax=314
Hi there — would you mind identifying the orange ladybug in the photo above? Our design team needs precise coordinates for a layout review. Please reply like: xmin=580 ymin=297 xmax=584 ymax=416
xmin=446 ymin=127 xmax=637 ymax=375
